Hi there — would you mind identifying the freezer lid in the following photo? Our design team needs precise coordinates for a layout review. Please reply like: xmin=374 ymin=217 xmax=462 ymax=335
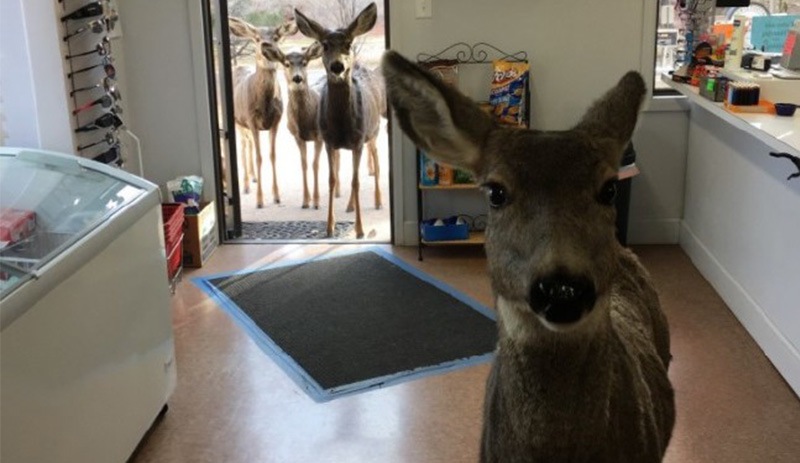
xmin=0 ymin=147 xmax=158 ymax=299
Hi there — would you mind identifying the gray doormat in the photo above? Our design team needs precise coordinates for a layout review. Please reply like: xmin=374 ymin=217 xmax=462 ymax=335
xmin=241 ymin=220 xmax=355 ymax=240
xmin=193 ymin=248 xmax=497 ymax=402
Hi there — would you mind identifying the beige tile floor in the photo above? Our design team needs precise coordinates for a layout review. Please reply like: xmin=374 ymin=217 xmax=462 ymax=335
xmin=130 ymin=244 xmax=800 ymax=463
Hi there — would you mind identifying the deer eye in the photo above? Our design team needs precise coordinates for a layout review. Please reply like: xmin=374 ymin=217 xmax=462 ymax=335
xmin=482 ymin=182 xmax=509 ymax=209
xmin=322 ymin=42 xmax=330 ymax=51
xmin=597 ymin=179 xmax=618 ymax=205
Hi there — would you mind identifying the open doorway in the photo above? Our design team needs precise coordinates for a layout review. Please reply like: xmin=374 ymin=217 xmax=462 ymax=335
xmin=207 ymin=0 xmax=391 ymax=243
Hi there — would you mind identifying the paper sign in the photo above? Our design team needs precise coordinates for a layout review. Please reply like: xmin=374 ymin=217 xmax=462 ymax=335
xmin=751 ymin=16 xmax=800 ymax=53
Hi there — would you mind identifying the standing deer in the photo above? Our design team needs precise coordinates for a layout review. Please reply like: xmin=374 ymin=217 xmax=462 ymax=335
xmin=228 ymin=17 xmax=297 ymax=208
xmin=294 ymin=2 xmax=384 ymax=238
xmin=382 ymin=51 xmax=675 ymax=462
xmin=262 ymin=41 xmax=325 ymax=209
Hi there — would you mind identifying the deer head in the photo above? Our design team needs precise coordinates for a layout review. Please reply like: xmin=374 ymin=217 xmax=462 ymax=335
xmin=382 ymin=51 xmax=646 ymax=333
xmin=228 ymin=17 xmax=298 ymax=69
xmin=262 ymin=41 xmax=323 ymax=90
xmin=293 ymin=3 xmax=377 ymax=83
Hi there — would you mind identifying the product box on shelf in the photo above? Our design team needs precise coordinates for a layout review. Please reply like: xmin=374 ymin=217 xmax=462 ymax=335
xmin=0 ymin=208 xmax=36 ymax=245
xmin=420 ymin=216 xmax=469 ymax=242
xmin=420 ymin=150 xmax=438 ymax=186
xmin=183 ymin=201 xmax=218 ymax=268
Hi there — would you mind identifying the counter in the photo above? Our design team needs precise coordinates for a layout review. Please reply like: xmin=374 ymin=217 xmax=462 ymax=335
xmin=661 ymin=74 xmax=799 ymax=157
xmin=662 ymin=75 xmax=800 ymax=398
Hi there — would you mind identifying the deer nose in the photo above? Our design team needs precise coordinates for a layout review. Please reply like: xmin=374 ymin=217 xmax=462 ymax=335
xmin=330 ymin=61 xmax=345 ymax=75
xmin=292 ymin=75 xmax=303 ymax=84
xmin=529 ymin=273 xmax=596 ymax=325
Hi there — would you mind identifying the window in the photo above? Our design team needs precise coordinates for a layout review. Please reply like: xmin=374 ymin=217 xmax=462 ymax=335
xmin=654 ymin=0 xmax=800 ymax=92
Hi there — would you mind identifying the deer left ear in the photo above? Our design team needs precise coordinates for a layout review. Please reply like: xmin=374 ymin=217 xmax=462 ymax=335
xmin=574 ymin=71 xmax=646 ymax=153
xmin=346 ymin=2 xmax=377 ymax=37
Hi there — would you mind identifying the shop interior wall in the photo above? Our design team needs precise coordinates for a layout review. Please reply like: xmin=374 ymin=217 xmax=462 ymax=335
xmin=3 ymin=0 xmax=688 ymax=246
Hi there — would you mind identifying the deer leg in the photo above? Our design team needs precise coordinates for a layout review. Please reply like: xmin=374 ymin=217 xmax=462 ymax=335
xmin=252 ymin=127 xmax=264 ymax=208
xmin=312 ymin=139 xmax=322 ymax=209
xmin=244 ymin=130 xmax=259 ymax=186
xmin=325 ymin=147 xmax=337 ymax=237
xmin=269 ymin=128 xmax=280 ymax=204
xmin=351 ymin=147 xmax=364 ymax=239
xmin=333 ymin=149 xmax=341 ymax=198
xmin=298 ymin=137 xmax=310 ymax=209
xmin=238 ymin=127 xmax=250 ymax=194
xmin=367 ymin=144 xmax=375 ymax=176
xmin=368 ymin=138 xmax=382 ymax=210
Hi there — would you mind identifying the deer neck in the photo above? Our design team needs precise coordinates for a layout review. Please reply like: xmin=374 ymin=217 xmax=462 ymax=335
xmin=321 ymin=77 xmax=362 ymax=148
xmin=496 ymin=295 xmax=614 ymax=382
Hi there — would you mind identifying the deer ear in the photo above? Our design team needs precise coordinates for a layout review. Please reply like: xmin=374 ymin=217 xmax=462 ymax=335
xmin=305 ymin=41 xmax=323 ymax=60
xmin=277 ymin=20 xmax=298 ymax=39
xmin=382 ymin=50 xmax=495 ymax=172
xmin=261 ymin=42 xmax=284 ymax=63
xmin=294 ymin=9 xmax=326 ymax=41
xmin=346 ymin=3 xmax=377 ymax=37
xmin=228 ymin=17 xmax=257 ymax=39
xmin=574 ymin=71 xmax=646 ymax=150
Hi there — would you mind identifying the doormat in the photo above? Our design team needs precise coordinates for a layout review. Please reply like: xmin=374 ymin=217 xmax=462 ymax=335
xmin=193 ymin=247 xmax=497 ymax=402
xmin=241 ymin=220 xmax=355 ymax=240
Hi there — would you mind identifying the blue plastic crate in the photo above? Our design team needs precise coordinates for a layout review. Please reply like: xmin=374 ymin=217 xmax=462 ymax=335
xmin=420 ymin=216 xmax=469 ymax=241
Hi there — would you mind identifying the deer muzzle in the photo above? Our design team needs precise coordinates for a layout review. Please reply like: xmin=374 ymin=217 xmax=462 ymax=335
xmin=529 ymin=272 xmax=597 ymax=325
xmin=330 ymin=61 xmax=345 ymax=75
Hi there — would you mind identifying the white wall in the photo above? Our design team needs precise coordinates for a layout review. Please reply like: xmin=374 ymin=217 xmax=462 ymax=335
xmin=388 ymin=0 xmax=689 ymax=245
xmin=0 ymin=0 xmax=73 ymax=151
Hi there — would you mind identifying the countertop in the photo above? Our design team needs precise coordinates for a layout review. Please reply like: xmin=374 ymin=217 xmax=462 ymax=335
xmin=661 ymin=74 xmax=800 ymax=157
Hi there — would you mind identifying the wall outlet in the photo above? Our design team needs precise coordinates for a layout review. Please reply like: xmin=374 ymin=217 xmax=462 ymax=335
xmin=415 ymin=0 xmax=432 ymax=19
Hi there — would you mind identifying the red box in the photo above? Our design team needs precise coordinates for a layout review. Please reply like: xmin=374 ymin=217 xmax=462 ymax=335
xmin=0 ymin=208 xmax=36 ymax=244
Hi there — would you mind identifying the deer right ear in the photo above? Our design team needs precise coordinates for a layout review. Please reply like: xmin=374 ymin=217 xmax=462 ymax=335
xmin=261 ymin=42 xmax=284 ymax=64
xmin=294 ymin=8 xmax=326 ymax=41
xmin=382 ymin=50 xmax=494 ymax=172
xmin=228 ymin=17 xmax=256 ymax=39
xmin=305 ymin=41 xmax=323 ymax=61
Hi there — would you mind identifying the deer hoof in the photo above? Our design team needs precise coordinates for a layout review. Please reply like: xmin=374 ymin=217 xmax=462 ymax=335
xmin=302 ymin=204 xmax=309 ymax=209
xmin=274 ymin=198 xmax=281 ymax=204
xmin=257 ymin=202 xmax=264 ymax=209
xmin=346 ymin=206 xmax=354 ymax=213
xmin=356 ymin=231 xmax=365 ymax=239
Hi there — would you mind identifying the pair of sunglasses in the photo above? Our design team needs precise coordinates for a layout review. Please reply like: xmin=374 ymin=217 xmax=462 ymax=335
xmin=70 ymin=76 xmax=116 ymax=96
xmin=65 ymin=37 xmax=110 ymax=59
xmin=63 ymin=18 xmax=105 ymax=42
xmin=72 ymin=89 xmax=121 ymax=115
xmin=92 ymin=144 xmax=122 ymax=166
xmin=74 ymin=112 xmax=124 ymax=133
xmin=67 ymin=58 xmax=115 ymax=79
xmin=77 ymin=131 xmax=117 ymax=152
xmin=61 ymin=2 xmax=103 ymax=22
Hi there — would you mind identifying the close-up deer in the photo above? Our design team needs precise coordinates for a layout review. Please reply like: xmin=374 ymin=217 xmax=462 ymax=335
xmin=228 ymin=16 xmax=297 ymax=208
xmin=382 ymin=51 xmax=675 ymax=462
xmin=293 ymin=2 xmax=385 ymax=239
xmin=262 ymin=41 xmax=325 ymax=209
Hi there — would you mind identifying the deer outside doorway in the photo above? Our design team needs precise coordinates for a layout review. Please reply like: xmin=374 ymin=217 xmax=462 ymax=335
xmin=217 ymin=0 xmax=391 ymax=243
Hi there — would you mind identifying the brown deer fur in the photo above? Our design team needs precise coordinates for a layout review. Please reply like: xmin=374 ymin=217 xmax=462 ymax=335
xmin=294 ymin=3 xmax=385 ymax=238
xmin=229 ymin=17 xmax=296 ymax=208
xmin=382 ymin=50 xmax=675 ymax=462
xmin=262 ymin=42 xmax=325 ymax=209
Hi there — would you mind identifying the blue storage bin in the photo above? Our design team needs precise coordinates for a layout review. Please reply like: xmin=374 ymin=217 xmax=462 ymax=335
xmin=420 ymin=216 xmax=469 ymax=241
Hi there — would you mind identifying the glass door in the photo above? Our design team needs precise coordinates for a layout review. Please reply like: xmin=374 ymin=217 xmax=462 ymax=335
xmin=201 ymin=0 xmax=241 ymax=239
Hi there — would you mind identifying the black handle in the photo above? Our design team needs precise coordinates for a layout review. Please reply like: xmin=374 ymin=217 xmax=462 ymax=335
xmin=769 ymin=152 xmax=800 ymax=181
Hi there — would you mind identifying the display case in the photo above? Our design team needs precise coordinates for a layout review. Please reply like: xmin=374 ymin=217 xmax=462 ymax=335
xmin=0 ymin=147 xmax=176 ymax=463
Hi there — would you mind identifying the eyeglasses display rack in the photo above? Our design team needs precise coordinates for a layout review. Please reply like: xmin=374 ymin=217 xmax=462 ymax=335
xmin=58 ymin=0 xmax=126 ymax=168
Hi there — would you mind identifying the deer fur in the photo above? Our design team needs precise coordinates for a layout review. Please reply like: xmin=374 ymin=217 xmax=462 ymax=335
xmin=229 ymin=17 xmax=297 ymax=208
xmin=262 ymin=41 xmax=326 ymax=209
xmin=294 ymin=2 xmax=385 ymax=238
xmin=382 ymin=51 xmax=675 ymax=462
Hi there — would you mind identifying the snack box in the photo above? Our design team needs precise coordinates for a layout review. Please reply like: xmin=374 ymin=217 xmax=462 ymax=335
xmin=0 ymin=208 xmax=36 ymax=244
